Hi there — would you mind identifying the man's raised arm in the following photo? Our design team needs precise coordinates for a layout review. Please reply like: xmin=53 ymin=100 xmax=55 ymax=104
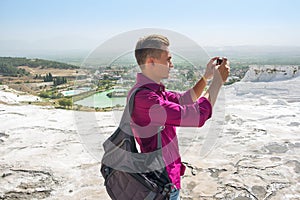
xmin=203 ymin=58 xmax=230 ymax=107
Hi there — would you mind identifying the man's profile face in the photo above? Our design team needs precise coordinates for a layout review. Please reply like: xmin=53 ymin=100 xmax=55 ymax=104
xmin=152 ymin=48 xmax=174 ymax=80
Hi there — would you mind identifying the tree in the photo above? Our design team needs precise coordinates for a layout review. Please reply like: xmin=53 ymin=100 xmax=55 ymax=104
xmin=49 ymin=73 xmax=53 ymax=81
xmin=187 ymin=69 xmax=194 ymax=80
xmin=58 ymin=98 xmax=72 ymax=109
xmin=44 ymin=73 xmax=53 ymax=82
xmin=39 ymin=91 xmax=50 ymax=98
xmin=53 ymin=76 xmax=67 ymax=86
xmin=103 ymin=74 xmax=109 ymax=80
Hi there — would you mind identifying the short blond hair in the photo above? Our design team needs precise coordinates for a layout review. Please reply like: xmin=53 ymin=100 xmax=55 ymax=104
xmin=135 ymin=34 xmax=169 ymax=66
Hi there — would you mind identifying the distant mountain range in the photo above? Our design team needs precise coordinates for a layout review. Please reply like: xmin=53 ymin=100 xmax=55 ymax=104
xmin=0 ymin=38 xmax=300 ymax=66
xmin=204 ymin=45 xmax=300 ymax=61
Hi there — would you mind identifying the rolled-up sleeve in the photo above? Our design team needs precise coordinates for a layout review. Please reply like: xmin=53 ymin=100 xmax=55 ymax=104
xmin=132 ymin=90 xmax=212 ymax=128
xmin=164 ymin=89 xmax=194 ymax=105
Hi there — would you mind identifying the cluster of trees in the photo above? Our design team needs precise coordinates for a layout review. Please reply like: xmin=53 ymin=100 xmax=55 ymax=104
xmin=39 ymin=90 xmax=63 ymax=99
xmin=58 ymin=98 xmax=72 ymax=109
xmin=0 ymin=57 xmax=79 ymax=69
xmin=54 ymin=76 xmax=67 ymax=86
xmin=0 ymin=57 xmax=79 ymax=77
xmin=40 ymin=73 xmax=67 ymax=86
xmin=97 ymin=79 xmax=116 ymax=90
xmin=0 ymin=63 xmax=30 ymax=77
xmin=43 ymin=73 xmax=53 ymax=82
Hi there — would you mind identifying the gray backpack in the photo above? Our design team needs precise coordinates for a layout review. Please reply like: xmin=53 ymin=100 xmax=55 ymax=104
xmin=100 ymin=88 xmax=173 ymax=200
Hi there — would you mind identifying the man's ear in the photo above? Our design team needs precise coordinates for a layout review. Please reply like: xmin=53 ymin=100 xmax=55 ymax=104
xmin=145 ymin=57 xmax=155 ymax=66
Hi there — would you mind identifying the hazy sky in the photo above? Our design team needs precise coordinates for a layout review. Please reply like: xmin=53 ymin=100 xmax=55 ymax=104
xmin=1 ymin=0 xmax=300 ymax=51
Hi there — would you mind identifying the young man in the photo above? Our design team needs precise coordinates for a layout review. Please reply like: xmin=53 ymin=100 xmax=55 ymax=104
xmin=129 ymin=34 xmax=229 ymax=200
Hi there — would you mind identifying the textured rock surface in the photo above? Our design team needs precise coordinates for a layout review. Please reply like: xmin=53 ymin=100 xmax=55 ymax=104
xmin=1 ymin=76 xmax=300 ymax=199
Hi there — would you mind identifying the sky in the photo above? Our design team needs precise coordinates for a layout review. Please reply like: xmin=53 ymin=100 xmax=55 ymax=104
xmin=1 ymin=0 xmax=300 ymax=53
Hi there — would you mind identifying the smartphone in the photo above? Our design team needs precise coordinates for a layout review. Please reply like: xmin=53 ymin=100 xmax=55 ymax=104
xmin=216 ymin=58 xmax=223 ymax=65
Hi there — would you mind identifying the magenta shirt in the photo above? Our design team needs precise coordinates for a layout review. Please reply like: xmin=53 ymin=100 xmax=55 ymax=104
xmin=129 ymin=73 xmax=212 ymax=189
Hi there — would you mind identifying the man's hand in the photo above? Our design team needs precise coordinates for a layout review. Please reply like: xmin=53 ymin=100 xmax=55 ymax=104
xmin=214 ymin=57 xmax=230 ymax=83
xmin=203 ymin=57 xmax=230 ymax=107
xmin=203 ymin=57 xmax=218 ymax=80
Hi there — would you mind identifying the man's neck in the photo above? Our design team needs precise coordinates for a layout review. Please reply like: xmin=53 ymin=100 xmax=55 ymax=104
xmin=141 ymin=71 xmax=161 ymax=84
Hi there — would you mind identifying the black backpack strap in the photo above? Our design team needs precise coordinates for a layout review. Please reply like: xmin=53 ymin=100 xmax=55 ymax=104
xmin=157 ymin=126 xmax=165 ymax=150
xmin=127 ymin=88 xmax=172 ymax=187
xmin=119 ymin=87 xmax=144 ymax=127
xmin=125 ymin=87 xmax=165 ymax=151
